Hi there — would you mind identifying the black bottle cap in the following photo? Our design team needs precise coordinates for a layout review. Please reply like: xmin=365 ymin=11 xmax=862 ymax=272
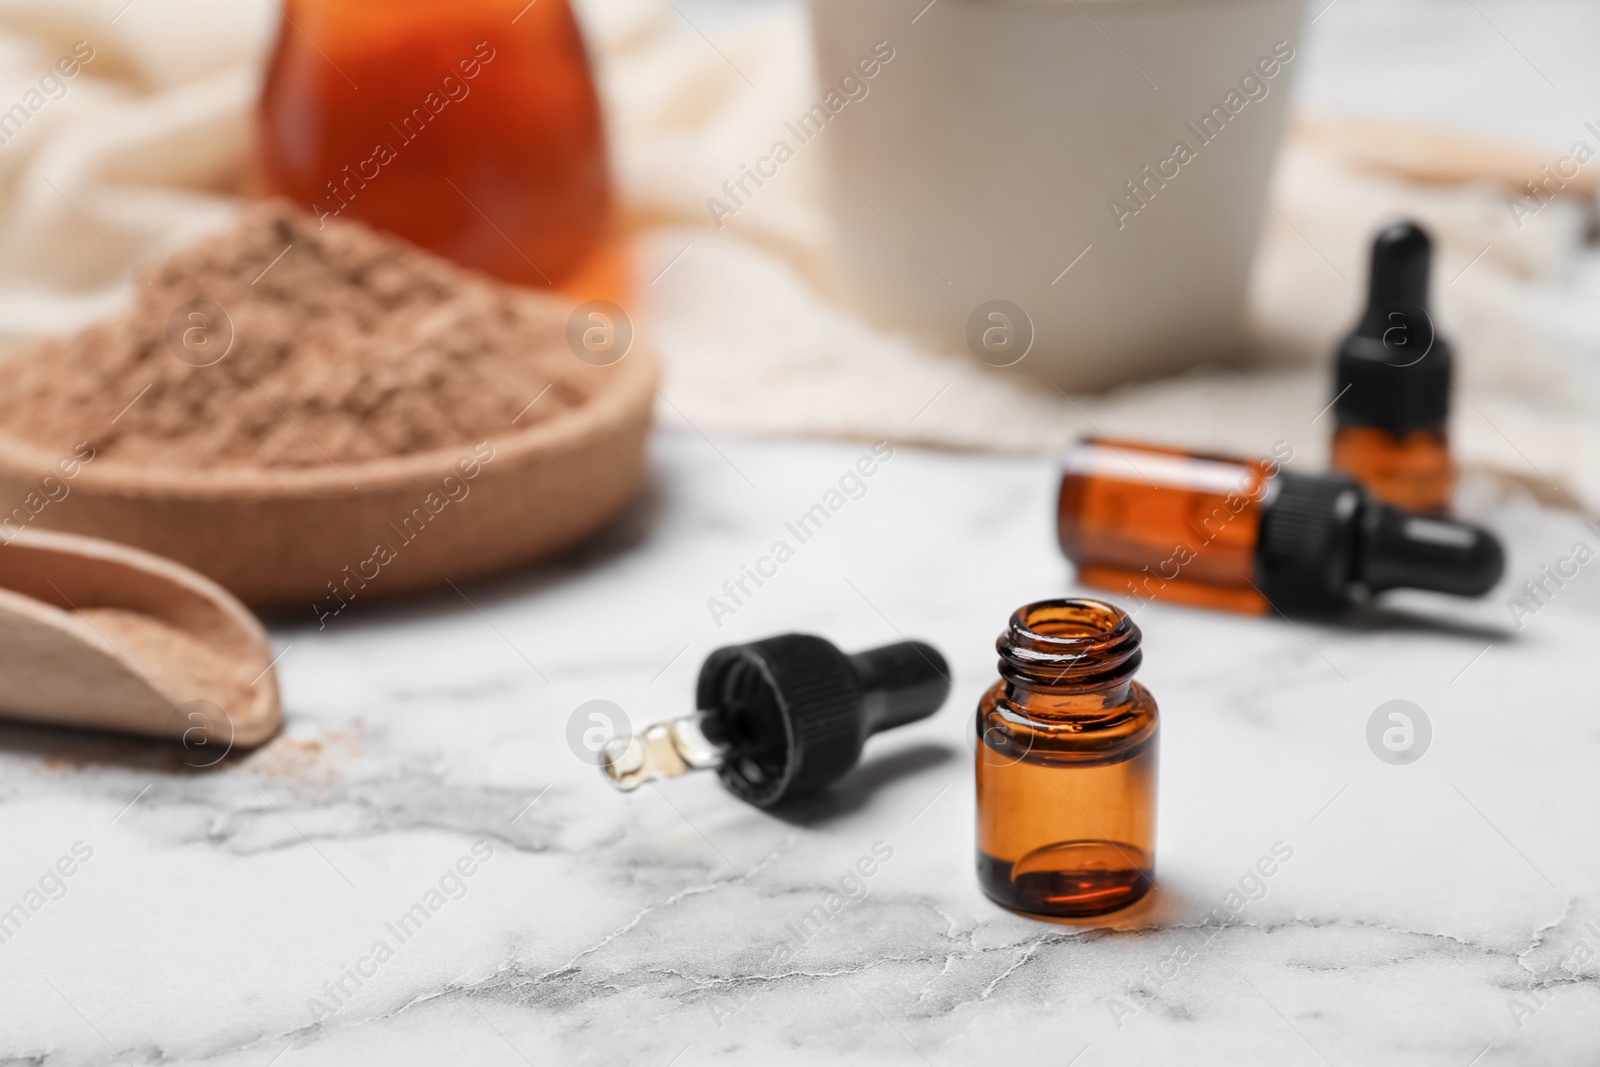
xmin=1258 ymin=470 xmax=1504 ymax=609
xmin=1257 ymin=470 xmax=1365 ymax=609
xmin=1359 ymin=503 xmax=1504 ymax=596
xmin=1333 ymin=220 xmax=1453 ymax=435
xmin=696 ymin=635 xmax=950 ymax=808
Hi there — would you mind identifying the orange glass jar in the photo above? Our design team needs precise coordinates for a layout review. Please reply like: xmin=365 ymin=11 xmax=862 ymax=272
xmin=255 ymin=0 xmax=611 ymax=288
xmin=975 ymin=598 xmax=1159 ymax=919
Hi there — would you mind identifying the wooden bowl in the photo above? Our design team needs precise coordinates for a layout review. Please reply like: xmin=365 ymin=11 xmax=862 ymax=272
xmin=0 ymin=350 xmax=656 ymax=613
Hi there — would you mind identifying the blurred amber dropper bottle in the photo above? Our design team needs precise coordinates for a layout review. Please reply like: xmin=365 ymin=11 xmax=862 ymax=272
xmin=1055 ymin=438 xmax=1503 ymax=614
xmin=254 ymin=0 xmax=616 ymax=294
xmin=1329 ymin=220 xmax=1454 ymax=512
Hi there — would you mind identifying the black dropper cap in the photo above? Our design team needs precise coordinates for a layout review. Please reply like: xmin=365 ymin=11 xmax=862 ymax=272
xmin=1258 ymin=470 xmax=1503 ymax=610
xmin=1333 ymin=220 xmax=1453 ymax=434
xmin=696 ymin=635 xmax=951 ymax=808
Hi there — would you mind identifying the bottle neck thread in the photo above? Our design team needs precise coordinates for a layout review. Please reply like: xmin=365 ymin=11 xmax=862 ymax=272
xmin=996 ymin=599 xmax=1142 ymax=704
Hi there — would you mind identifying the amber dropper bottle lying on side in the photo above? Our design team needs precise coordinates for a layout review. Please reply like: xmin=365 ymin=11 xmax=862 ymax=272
xmin=975 ymin=598 xmax=1158 ymax=919
xmin=1056 ymin=438 xmax=1504 ymax=614
xmin=1330 ymin=220 xmax=1454 ymax=512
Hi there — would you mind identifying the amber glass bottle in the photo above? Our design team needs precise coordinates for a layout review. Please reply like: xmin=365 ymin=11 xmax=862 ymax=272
xmin=975 ymin=598 xmax=1158 ymax=919
xmin=1058 ymin=439 xmax=1280 ymax=613
xmin=1330 ymin=220 xmax=1454 ymax=512
xmin=1056 ymin=437 xmax=1504 ymax=614
xmin=255 ymin=0 xmax=612 ymax=288
xmin=1330 ymin=426 xmax=1452 ymax=514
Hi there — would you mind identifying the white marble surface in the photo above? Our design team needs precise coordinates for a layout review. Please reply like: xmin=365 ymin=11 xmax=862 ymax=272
xmin=1 ymin=431 xmax=1598 ymax=1065
xmin=6 ymin=0 xmax=1600 ymax=1061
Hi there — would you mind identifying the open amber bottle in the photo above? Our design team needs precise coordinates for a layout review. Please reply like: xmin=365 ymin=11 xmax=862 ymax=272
xmin=975 ymin=599 xmax=1158 ymax=919
xmin=255 ymin=0 xmax=611 ymax=288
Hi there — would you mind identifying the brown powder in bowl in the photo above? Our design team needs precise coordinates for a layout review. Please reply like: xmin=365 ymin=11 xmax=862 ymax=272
xmin=0 ymin=201 xmax=602 ymax=469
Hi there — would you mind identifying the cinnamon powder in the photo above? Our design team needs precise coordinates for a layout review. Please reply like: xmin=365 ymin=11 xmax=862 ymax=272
xmin=0 ymin=202 xmax=599 ymax=469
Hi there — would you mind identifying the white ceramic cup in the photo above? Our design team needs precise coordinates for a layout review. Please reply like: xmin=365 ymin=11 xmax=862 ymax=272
xmin=809 ymin=0 xmax=1307 ymax=391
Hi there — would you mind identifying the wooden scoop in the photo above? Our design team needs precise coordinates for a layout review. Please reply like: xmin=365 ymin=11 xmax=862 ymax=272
xmin=0 ymin=528 xmax=281 ymax=749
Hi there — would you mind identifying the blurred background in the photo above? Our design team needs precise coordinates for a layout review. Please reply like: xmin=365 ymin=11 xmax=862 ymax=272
xmin=2 ymin=0 xmax=1599 ymax=510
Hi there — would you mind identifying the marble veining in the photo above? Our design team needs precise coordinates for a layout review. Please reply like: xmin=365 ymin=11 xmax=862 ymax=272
xmin=0 ymin=432 xmax=1597 ymax=1065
